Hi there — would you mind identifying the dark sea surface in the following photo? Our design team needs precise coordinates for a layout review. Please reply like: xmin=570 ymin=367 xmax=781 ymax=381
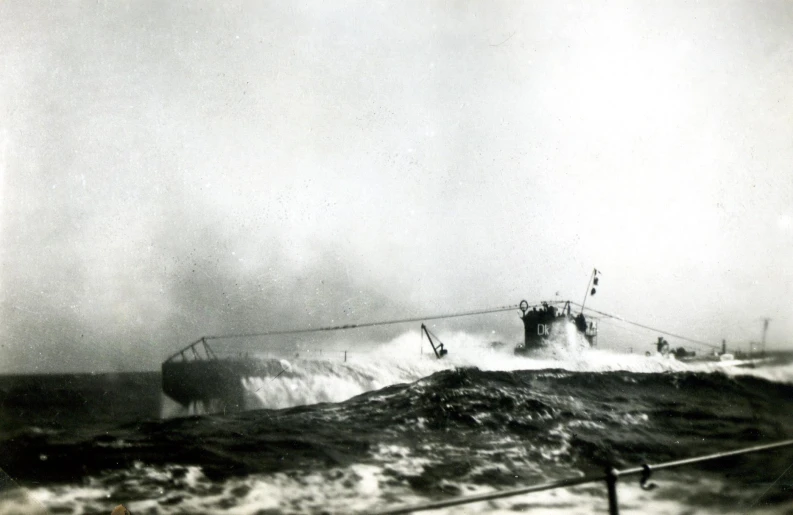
xmin=2 ymin=343 xmax=793 ymax=515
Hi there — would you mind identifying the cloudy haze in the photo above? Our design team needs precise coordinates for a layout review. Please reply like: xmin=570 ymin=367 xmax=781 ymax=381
xmin=2 ymin=1 xmax=792 ymax=373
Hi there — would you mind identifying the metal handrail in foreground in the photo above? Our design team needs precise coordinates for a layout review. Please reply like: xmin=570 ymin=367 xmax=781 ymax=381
xmin=373 ymin=439 xmax=793 ymax=515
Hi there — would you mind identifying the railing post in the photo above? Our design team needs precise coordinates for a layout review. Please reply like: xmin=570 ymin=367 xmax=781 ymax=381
xmin=606 ymin=467 xmax=619 ymax=515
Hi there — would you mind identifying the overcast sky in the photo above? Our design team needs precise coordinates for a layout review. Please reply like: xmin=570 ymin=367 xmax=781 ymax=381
xmin=1 ymin=1 xmax=792 ymax=373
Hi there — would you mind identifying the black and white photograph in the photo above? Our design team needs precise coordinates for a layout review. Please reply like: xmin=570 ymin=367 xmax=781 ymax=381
xmin=1 ymin=1 xmax=793 ymax=514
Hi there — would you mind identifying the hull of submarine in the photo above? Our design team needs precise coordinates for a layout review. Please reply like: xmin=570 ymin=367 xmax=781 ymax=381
xmin=162 ymin=358 xmax=285 ymax=408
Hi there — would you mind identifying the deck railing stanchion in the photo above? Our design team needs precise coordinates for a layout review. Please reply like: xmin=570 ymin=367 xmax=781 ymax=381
xmin=606 ymin=467 xmax=620 ymax=515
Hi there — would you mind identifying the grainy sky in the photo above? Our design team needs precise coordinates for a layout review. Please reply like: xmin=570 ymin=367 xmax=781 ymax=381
xmin=1 ymin=1 xmax=792 ymax=373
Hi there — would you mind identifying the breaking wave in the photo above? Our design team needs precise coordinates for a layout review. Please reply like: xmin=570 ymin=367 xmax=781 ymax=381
xmin=5 ymin=365 xmax=793 ymax=514
xmin=227 ymin=328 xmax=792 ymax=412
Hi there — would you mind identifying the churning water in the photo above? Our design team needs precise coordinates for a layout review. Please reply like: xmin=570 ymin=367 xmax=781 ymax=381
xmin=2 ymin=331 xmax=792 ymax=514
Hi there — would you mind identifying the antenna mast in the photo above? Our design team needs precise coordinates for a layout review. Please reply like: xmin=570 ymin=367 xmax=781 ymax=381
xmin=760 ymin=318 xmax=771 ymax=356
xmin=579 ymin=268 xmax=600 ymax=314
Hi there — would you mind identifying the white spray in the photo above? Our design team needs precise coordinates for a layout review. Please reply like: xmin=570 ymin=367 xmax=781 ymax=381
xmin=237 ymin=327 xmax=697 ymax=410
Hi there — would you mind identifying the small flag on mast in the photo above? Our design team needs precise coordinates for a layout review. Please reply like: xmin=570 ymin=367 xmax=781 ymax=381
xmin=591 ymin=268 xmax=601 ymax=296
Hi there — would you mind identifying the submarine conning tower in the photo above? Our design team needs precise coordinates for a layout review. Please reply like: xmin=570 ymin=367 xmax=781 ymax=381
xmin=516 ymin=300 xmax=597 ymax=353
xmin=518 ymin=300 xmax=566 ymax=351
